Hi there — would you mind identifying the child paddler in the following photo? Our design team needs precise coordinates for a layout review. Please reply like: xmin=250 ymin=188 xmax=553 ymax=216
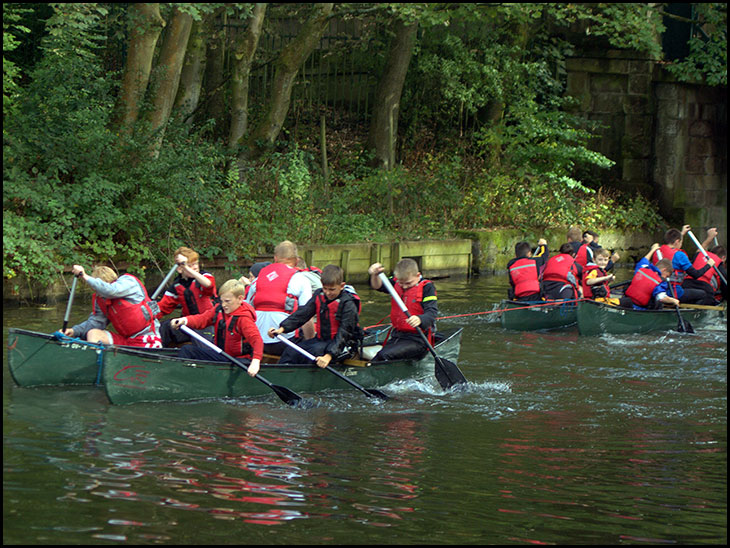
xmin=368 ymin=258 xmax=438 ymax=362
xmin=171 ymin=279 xmax=262 ymax=377
xmin=506 ymin=239 xmax=548 ymax=301
xmin=63 ymin=265 xmax=162 ymax=348
xmin=268 ymin=265 xmax=363 ymax=368
xmin=156 ymin=246 xmax=218 ymax=347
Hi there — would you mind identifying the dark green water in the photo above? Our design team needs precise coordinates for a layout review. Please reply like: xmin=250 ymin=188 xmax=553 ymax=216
xmin=3 ymin=275 xmax=727 ymax=545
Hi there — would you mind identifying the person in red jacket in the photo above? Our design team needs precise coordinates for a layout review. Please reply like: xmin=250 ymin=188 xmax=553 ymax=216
xmin=368 ymin=258 xmax=438 ymax=362
xmin=506 ymin=239 xmax=548 ymax=301
xmin=156 ymin=247 xmax=217 ymax=347
xmin=581 ymin=247 xmax=618 ymax=303
xmin=681 ymin=245 xmax=727 ymax=305
xmin=541 ymin=244 xmax=583 ymax=300
xmin=171 ymin=279 xmax=263 ymax=377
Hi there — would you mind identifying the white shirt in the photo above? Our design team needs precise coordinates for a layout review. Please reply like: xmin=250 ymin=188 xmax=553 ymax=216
xmin=246 ymin=270 xmax=313 ymax=343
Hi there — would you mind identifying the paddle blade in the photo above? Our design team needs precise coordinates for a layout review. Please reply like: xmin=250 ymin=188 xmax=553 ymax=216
xmin=366 ymin=388 xmax=390 ymax=400
xmin=434 ymin=356 xmax=467 ymax=390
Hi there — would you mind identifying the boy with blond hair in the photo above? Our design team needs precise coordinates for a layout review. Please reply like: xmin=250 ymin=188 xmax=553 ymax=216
xmin=172 ymin=279 xmax=262 ymax=376
xmin=64 ymin=264 xmax=162 ymax=348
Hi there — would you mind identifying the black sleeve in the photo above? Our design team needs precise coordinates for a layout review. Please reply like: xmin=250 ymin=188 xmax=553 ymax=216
xmin=419 ymin=282 xmax=439 ymax=331
xmin=278 ymin=292 xmax=318 ymax=332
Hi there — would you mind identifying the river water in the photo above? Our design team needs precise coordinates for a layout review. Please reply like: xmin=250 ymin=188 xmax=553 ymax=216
xmin=3 ymin=274 xmax=727 ymax=545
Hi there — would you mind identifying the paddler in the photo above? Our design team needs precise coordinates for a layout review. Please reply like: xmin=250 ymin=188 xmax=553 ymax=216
xmin=368 ymin=258 xmax=438 ymax=362
xmin=63 ymin=265 xmax=162 ymax=348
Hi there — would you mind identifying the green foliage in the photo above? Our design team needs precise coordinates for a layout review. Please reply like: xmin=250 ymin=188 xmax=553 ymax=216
xmin=3 ymin=3 xmax=687 ymax=290
xmin=665 ymin=3 xmax=727 ymax=86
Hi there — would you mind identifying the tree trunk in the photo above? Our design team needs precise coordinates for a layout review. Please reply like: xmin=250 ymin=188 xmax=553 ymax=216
xmin=202 ymin=7 xmax=228 ymax=139
xmin=146 ymin=7 xmax=193 ymax=156
xmin=240 ymin=3 xmax=334 ymax=162
xmin=114 ymin=3 xmax=166 ymax=135
xmin=228 ymin=3 xmax=267 ymax=150
xmin=174 ymin=17 xmax=208 ymax=124
xmin=366 ymin=20 xmax=417 ymax=170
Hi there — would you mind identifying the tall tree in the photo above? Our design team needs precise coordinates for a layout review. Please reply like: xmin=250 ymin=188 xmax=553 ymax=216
xmin=145 ymin=6 xmax=194 ymax=156
xmin=174 ymin=16 xmax=208 ymax=124
xmin=228 ymin=3 xmax=267 ymax=149
xmin=114 ymin=3 xmax=165 ymax=135
xmin=239 ymin=3 xmax=334 ymax=163
xmin=366 ymin=18 xmax=417 ymax=170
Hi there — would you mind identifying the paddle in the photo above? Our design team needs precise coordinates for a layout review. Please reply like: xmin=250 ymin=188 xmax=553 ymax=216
xmin=180 ymin=325 xmax=310 ymax=408
xmin=687 ymin=230 xmax=727 ymax=285
xmin=609 ymin=279 xmax=631 ymax=290
xmin=276 ymin=334 xmax=389 ymax=400
xmin=61 ymin=274 xmax=80 ymax=333
xmin=667 ymin=283 xmax=693 ymax=334
xmin=151 ymin=263 xmax=180 ymax=300
xmin=377 ymin=272 xmax=467 ymax=389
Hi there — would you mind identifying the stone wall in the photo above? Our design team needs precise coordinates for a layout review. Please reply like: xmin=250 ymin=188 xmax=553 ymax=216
xmin=566 ymin=51 xmax=727 ymax=244
xmin=653 ymin=78 xmax=727 ymax=237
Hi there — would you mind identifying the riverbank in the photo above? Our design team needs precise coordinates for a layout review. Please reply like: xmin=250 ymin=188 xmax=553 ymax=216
xmin=2 ymin=227 xmax=668 ymax=305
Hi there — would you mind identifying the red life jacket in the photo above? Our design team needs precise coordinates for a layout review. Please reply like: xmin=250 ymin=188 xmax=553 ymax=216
xmin=625 ymin=267 xmax=663 ymax=307
xmin=213 ymin=303 xmax=257 ymax=358
xmin=390 ymin=278 xmax=434 ymax=340
xmin=508 ymin=258 xmax=541 ymax=298
xmin=575 ymin=244 xmax=591 ymax=267
xmin=651 ymin=244 xmax=677 ymax=265
xmin=581 ymin=263 xmax=610 ymax=298
xmin=542 ymin=254 xmax=578 ymax=284
xmin=253 ymin=263 xmax=300 ymax=313
xmin=314 ymin=288 xmax=361 ymax=340
xmin=171 ymin=274 xmax=217 ymax=315
xmin=692 ymin=251 xmax=722 ymax=291
xmin=93 ymin=274 xmax=157 ymax=337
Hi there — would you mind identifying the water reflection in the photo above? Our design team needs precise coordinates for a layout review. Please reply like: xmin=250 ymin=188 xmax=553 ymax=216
xmin=3 ymin=275 xmax=727 ymax=545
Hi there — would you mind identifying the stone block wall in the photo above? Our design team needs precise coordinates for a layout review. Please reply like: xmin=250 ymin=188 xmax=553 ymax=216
xmin=566 ymin=51 xmax=727 ymax=246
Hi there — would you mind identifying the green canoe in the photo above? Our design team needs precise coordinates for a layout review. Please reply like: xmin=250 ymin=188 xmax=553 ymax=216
xmin=7 ymin=327 xmax=393 ymax=389
xmin=102 ymin=328 xmax=463 ymax=404
xmin=499 ymin=299 xmax=578 ymax=331
xmin=8 ymin=327 xmax=463 ymax=405
xmin=576 ymin=300 xmax=726 ymax=336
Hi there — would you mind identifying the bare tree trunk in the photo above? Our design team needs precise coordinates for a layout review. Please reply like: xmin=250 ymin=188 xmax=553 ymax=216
xmin=366 ymin=20 xmax=417 ymax=170
xmin=240 ymin=3 xmax=333 ymax=162
xmin=146 ymin=7 xmax=193 ymax=156
xmin=174 ymin=17 xmax=208 ymax=124
xmin=114 ymin=3 xmax=166 ymax=135
xmin=228 ymin=3 xmax=267 ymax=149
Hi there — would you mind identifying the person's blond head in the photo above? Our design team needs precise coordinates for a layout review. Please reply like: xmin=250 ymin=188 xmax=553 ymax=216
xmin=218 ymin=279 xmax=246 ymax=298
xmin=92 ymin=265 xmax=118 ymax=283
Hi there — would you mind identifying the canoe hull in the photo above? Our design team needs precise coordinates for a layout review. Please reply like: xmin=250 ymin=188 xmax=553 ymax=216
xmin=499 ymin=300 xmax=577 ymax=331
xmin=8 ymin=329 xmax=108 ymax=387
xmin=7 ymin=327 xmax=462 ymax=405
xmin=102 ymin=328 xmax=462 ymax=404
xmin=577 ymin=300 xmax=725 ymax=336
